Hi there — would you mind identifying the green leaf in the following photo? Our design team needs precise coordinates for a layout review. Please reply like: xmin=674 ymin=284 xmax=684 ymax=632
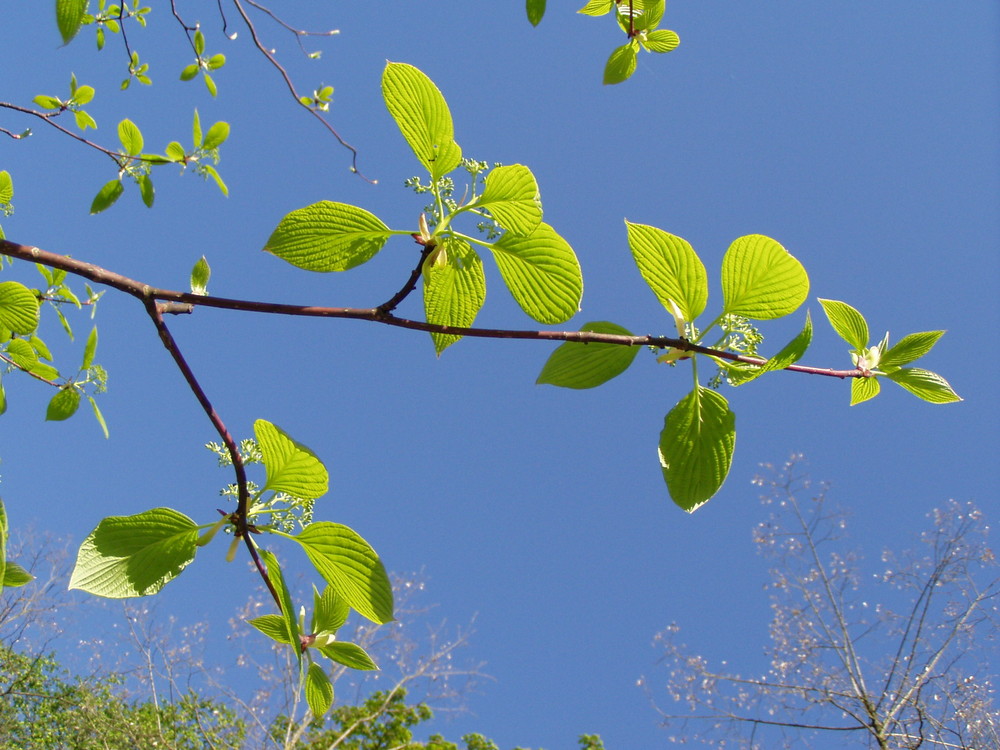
xmin=180 ymin=64 xmax=199 ymax=81
xmin=204 ymin=73 xmax=218 ymax=97
xmin=721 ymin=235 xmax=809 ymax=319
xmin=634 ymin=0 xmax=665 ymax=31
xmin=248 ymin=613 xmax=293 ymax=644
xmin=192 ymin=108 xmax=203 ymax=147
xmin=72 ymin=84 xmax=95 ymax=105
xmin=259 ymin=549 xmax=301 ymax=666
xmin=305 ymin=663 xmax=334 ymax=717
xmin=319 ymin=641 xmax=379 ymax=671
xmin=193 ymin=29 xmax=206 ymax=56
xmin=476 ymin=164 xmax=542 ymax=236
xmin=6 ymin=339 xmax=38 ymax=370
xmin=90 ymin=179 xmax=124 ymax=214
xmin=82 ymin=326 xmax=98 ymax=368
xmin=578 ymin=0 xmax=614 ymax=16
xmin=422 ymin=238 xmax=486 ymax=355
xmin=490 ymin=222 xmax=583 ymax=324
xmin=645 ymin=29 xmax=680 ymax=53
xmin=32 ymin=94 xmax=63 ymax=110
xmin=29 ymin=334 xmax=52 ymax=361
xmin=88 ymin=395 xmax=109 ymax=438
xmin=0 ymin=171 xmax=12 ymax=203
xmin=202 ymin=164 xmax=228 ymax=196
xmin=137 ymin=174 xmax=154 ymax=208
xmin=381 ymin=62 xmax=462 ymax=180
xmin=850 ymin=375 xmax=880 ymax=405
xmin=56 ymin=0 xmax=88 ymax=44
xmin=74 ymin=110 xmax=97 ymax=131
xmin=254 ymin=419 xmax=329 ymax=499
xmin=165 ymin=141 xmax=187 ymax=162
xmin=817 ymin=298 xmax=869 ymax=350
xmin=526 ymin=0 xmax=546 ymax=25
xmin=263 ymin=201 xmax=392 ymax=272
xmin=880 ymin=330 xmax=945 ymax=370
xmin=312 ymin=585 xmax=350 ymax=634
xmin=0 ymin=381 xmax=6 ymax=416
xmin=604 ymin=43 xmax=638 ymax=85
xmin=2 ymin=562 xmax=33 ymax=588
xmin=730 ymin=311 xmax=813 ymax=385
xmin=201 ymin=121 xmax=230 ymax=150
xmin=886 ymin=368 xmax=962 ymax=403
xmin=293 ymin=522 xmax=394 ymax=624
xmin=207 ymin=53 xmax=226 ymax=70
xmin=46 ymin=388 xmax=80 ymax=421
xmin=537 ymin=322 xmax=640 ymax=389
xmin=68 ymin=508 xmax=199 ymax=597
xmin=190 ymin=256 xmax=211 ymax=295
xmin=625 ymin=222 xmax=708 ymax=321
xmin=117 ymin=119 xmax=143 ymax=155
xmin=659 ymin=387 xmax=736 ymax=512
xmin=0 ymin=281 xmax=41 ymax=335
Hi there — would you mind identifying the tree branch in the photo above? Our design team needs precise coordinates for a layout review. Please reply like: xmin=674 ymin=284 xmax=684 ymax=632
xmin=0 ymin=239 xmax=868 ymax=379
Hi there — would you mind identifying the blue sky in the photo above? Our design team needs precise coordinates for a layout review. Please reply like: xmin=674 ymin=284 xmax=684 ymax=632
xmin=1 ymin=2 xmax=997 ymax=747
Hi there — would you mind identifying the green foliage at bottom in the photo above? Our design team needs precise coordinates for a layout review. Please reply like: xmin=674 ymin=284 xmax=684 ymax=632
xmin=272 ymin=688 xmax=604 ymax=750
xmin=0 ymin=646 xmax=245 ymax=749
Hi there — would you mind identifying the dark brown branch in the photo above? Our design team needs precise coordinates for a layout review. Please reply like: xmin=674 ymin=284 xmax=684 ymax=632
xmin=374 ymin=241 xmax=436 ymax=316
xmin=140 ymin=296 xmax=280 ymax=609
xmin=0 ymin=238 xmax=867 ymax=380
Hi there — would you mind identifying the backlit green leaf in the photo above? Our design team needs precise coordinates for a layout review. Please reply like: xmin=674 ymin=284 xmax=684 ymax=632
xmin=850 ymin=376 xmax=880 ymax=405
xmin=721 ymin=235 xmax=809 ymax=319
xmin=490 ymin=222 xmax=582 ymax=324
xmin=0 ymin=281 xmax=40 ymax=335
xmin=537 ymin=321 xmax=639 ymax=389
xmin=422 ymin=238 xmax=486 ymax=354
xmin=0 ymin=171 xmax=12 ymax=204
xmin=886 ymin=368 xmax=962 ymax=403
xmin=319 ymin=641 xmax=378 ymax=671
xmin=294 ymin=523 xmax=393 ymax=624
xmin=46 ymin=388 xmax=80 ymax=421
xmin=117 ymin=119 xmax=144 ymax=156
xmin=190 ymin=256 xmax=211 ymax=295
xmin=5 ymin=339 xmax=38 ymax=370
xmin=818 ymin=298 xmax=869 ymax=350
xmin=2 ymin=562 xmax=32 ymax=588
xmin=82 ymin=326 xmax=98 ymax=368
xmin=604 ymin=43 xmax=638 ymax=85
xmin=248 ymin=613 xmax=292 ymax=644
xmin=645 ymin=29 xmax=680 ymax=53
xmin=476 ymin=164 xmax=542 ymax=236
xmin=69 ymin=508 xmax=199 ymax=597
xmin=659 ymin=387 xmax=736 ymax=512
xmin=56 ymin=0 xmax=87 ymax=44
xmin=626 ymin=222 xmax=708 ymax=321
xmin=263 ymin=201 xmax=391 ymax=272
xmin=578 ymin=0 xmax=614 ymax=16
xmin=255 ymin=419 xmax=329 ymax=499
xmin=306 ymin=663 xmax=334 ymax=717
xmin=382 ymin=63 xmax=462 ymax=180
xmin=202 ymin=121 xmax=230 ymax=150
xmin=312 ymin=585 xmax=350 ymax=634
xmin=730 ymin=311 xmax=813 ymax=385
xmin=880 ymin=330 xmax=945 ymax=370
xmin=259 ymin=549 xmax=301 ymax=666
